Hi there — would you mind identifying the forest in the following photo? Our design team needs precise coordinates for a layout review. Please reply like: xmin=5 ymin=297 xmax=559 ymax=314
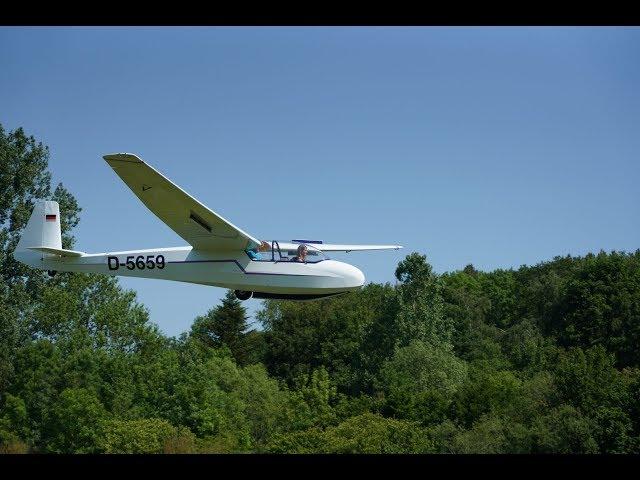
xmin=1 ymin=124 xmax=639 ymax=454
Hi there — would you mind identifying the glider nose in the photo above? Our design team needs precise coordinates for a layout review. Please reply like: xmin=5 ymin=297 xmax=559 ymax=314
xmin=343 ymin=263 xmax=365 ymax=288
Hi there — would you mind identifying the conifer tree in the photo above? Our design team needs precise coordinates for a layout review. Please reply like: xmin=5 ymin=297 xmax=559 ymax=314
xmin=190 ymin=290 xmax=252 ymax=365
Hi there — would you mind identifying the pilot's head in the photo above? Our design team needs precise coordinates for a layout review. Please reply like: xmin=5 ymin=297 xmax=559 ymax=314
xmin=297 ymin=244 xmax=308 ymax=260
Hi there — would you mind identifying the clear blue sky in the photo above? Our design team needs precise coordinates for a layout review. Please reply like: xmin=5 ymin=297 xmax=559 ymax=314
xmin=2 ymin=27 xmax=639 ymax=337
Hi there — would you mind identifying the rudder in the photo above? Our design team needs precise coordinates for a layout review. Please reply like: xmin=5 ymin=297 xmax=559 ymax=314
xmin=14 ymin=200 xmax=62 ymax=266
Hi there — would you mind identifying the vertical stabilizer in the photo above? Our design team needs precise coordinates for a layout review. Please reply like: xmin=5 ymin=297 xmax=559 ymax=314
xmin=14 ymin=200 xmax=62 ymax=266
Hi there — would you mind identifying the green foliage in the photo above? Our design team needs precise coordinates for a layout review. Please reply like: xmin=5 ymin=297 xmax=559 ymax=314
xmin=500 ymin=319 xmax=560 ymax=372
xmin=440 ymin=269 xmax=491 ymax=361
xmin=264 ymin=427 xmax=327 ymax=454
xmin=32 ymin=272 xmax=160 ymax=352
xmin=452 ymin=366 xmax=523 ymax=428
xmin=0 ymin=125 xmax=80 ymax=284
xmin=98 ymin=418 xmax=195 ymax=453
xmin=378 ymin=341 xmax=467 ymax=425
xmin=190 ymin=290 xmax=257 ymax=366
xmin=395 ymin=253 xmax=451 ymax=347
xmin=380 ymin=341 xmax=468 ymax=398
xmin=0 ymin=393 xmax=28 ymax=438
xmin=558 ymin=251 xmax=640 ymax=367
xmin=267 ymin=413 xmax=433 ymax=453
xmin=259 ymin=283 xmax=401 ymax=394
xmin=0 ymin=125 xmax=81 ymax=396
xmin=452 ymin=414 xmax=531 ymax=454
xmin=478 ymin=269 xmax=517 ymax=329
xmin=46 ymin=388 xmax=108 ymax=453
xmin=592 ymin=406 xmax=633 ymax=453
xmin=553 ymin=345 xmax=627 ymax=414
xmin=0 ymin=393 xmax=29 ymax=452
xmin=322 ymin=413 xmax=433 ymax=453
xmin=292 ymin=367 xmax=338 ymax=427
xmin=530 ymin=405 xmax=599 ymax=453
xmin=0 ymin=433 xmax=28 ymax=453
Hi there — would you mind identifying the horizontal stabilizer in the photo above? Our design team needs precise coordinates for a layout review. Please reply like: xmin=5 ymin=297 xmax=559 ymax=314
xmin=27 ymin=247 xmax=86 ymax=257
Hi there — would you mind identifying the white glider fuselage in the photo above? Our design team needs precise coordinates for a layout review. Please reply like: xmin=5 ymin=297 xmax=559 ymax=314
xmin=15 ymin=245 xmax=364 ymax=299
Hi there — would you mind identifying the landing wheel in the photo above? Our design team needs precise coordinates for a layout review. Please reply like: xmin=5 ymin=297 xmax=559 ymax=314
xmin=234 ymin=290 xmax=253 ymax=301
xmin=47 ymin=270 xmax=57 ymax=277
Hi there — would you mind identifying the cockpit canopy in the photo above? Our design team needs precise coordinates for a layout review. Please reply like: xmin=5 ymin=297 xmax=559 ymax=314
xmin=286 ymin=244 xmax=327 ymax=262
xmin=246 ymin=241 xmax=328 ymax=263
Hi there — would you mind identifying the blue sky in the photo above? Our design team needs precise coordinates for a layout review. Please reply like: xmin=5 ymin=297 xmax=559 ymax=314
xmin=1 ymin=27 xmax=639 ymax=337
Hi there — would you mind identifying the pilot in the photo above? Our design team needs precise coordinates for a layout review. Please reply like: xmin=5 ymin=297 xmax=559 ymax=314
xmin=246 ymin=240 xmax=270 ymax=260
xmin=291 ymin=244 xmax=308 ymax=263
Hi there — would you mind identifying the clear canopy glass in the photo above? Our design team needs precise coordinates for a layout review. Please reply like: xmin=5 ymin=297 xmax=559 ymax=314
xmin=246 ymin=242 xmax=328 ymax=262
xmin=292 ymin=244 xmax=327 ymax=263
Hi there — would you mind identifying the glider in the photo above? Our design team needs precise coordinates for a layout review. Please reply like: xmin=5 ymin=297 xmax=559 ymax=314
xmin=14 ymin=153 xmax=402 ymax=301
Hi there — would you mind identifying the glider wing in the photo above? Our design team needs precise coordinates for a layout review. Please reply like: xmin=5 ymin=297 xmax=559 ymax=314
xmin=103 ymin=153 xmax=261 ymax=251
xmin=277 ymin=242 xmax=403 ymax=253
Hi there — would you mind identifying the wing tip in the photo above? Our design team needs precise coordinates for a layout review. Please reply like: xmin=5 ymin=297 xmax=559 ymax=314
xmin=103 ymin=153 xmax=144 ymax=165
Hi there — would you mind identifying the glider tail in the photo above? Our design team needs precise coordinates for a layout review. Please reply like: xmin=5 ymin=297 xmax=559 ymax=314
xmin=14 ymin=200 xmax=63 ymax=266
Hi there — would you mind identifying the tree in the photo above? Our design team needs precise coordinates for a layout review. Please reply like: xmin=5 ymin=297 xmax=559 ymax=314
xmin=452 ymin=414 xmax=531 ymax=454
xmin=319 ymin=413 xmax=433 ymax=453
xmin=0 ymin=393 xmax=29 ymax=452
xmin=292 ymin=367 xmax=338 ymax=428
xmin=190 ymin=290 xmax=253 ymax=366
xmin=377 ymin=340 xmax=467 ymax=425
xmin=394 ymin=253 xmax=451 ymax=347
xmin=0 ymin=124 xmax=81 ymax=394
xmin=259 ymin=283 xmax=400 ymax=395
xmin=267 ymin=413 xmax=433 ymax=454
xmin=46 ymin=388 xmax=108 ymax=453
xmin=553 ymin=345 xmax=626 ymax=414
xmin=530 ymin=405 xmax=599 ymax=453
xmin=98 ymin=418 xmax=195 ymax=454
xmin=440 ymin=269 xmax=499 ymax=363
xmin=558 ymin=251 xmax=640 ymax=367
xmin=478 ymin=269 xmax=517 ymax=329
xmin=500 ymin=319 xmax=560 ymax=372
xmin=0 ymin=125 xmax=81 ymax=285
xmin=592 ymin=406 xmax=633 ymax=453
xmin=452 ymin=366 xmax=523 ymax=428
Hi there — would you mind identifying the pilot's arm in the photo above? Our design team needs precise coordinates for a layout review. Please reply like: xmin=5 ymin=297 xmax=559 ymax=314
xmin=247 ymin=249 xmax=260 ymax=260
